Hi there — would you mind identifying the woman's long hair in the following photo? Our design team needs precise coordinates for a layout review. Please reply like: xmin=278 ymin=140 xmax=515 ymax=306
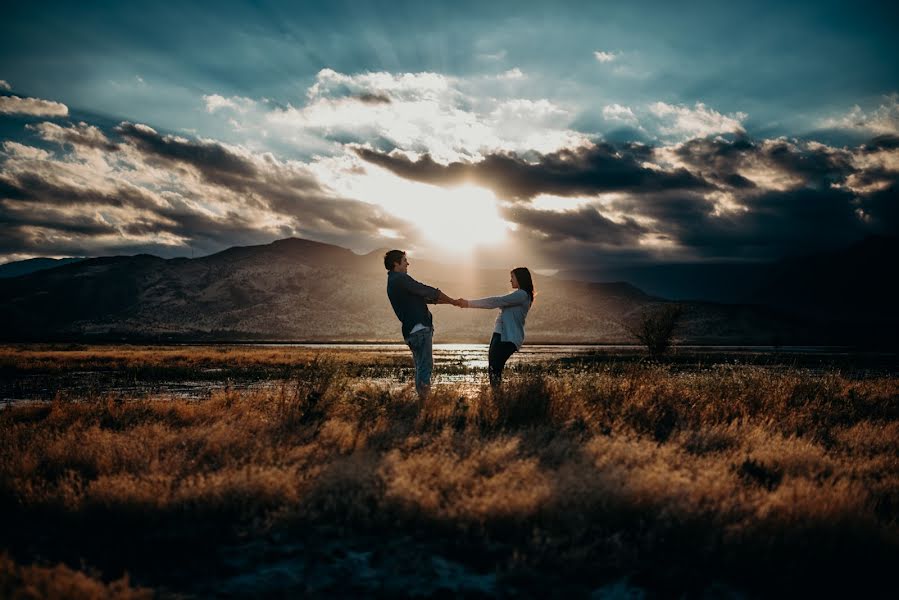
xmin=512 ymin=267 xmax=535 ymax=303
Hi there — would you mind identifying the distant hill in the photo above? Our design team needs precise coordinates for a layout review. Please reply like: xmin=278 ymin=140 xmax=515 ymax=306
xmin=0 ymin=237 xmax=816 ymax=344
xmin=558 ymin=262 xmax=768 ymax=304
xmin=0 ymin=257 xmax=85 ymax=279
xmin=750 ymin=236 xmax=899 ymax=321
xmin=557 ymin=236 xmax=899 ymax=344
xmin=558 ymin=236 xmax=898 ymax=303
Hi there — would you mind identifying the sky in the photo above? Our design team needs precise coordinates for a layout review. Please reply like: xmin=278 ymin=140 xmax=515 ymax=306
xmin=1 ymin=0 xmax=897 ymax=269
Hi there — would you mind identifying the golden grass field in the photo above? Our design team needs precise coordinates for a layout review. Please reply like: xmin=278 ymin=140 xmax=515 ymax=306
xmin=1 ymin=345 xmax=898 ymax=597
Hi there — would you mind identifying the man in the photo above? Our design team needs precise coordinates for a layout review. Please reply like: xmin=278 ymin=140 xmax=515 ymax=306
xmin=384 ymin=249 xmax=460 ymax=404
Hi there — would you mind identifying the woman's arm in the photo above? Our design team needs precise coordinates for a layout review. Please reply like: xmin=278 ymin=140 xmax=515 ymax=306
xmin=466 ymin=289 xmax=528 ymax=309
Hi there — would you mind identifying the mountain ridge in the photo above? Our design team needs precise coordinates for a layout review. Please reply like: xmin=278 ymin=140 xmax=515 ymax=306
xmin=0 ymin=257 xmax=86 ymax=279
xmin=0 ymin=236 xmax=880 ymax=345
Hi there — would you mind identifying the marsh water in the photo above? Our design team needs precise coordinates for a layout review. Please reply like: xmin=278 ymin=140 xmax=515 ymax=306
xmin=2 ymin=343 xmax=893 ymax=405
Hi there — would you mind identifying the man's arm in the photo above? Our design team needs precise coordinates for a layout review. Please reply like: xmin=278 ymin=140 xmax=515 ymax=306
xmin=398 ymin=273 xmax=441 ymax=303
xmin=398 ymin=273 xmax=463 ymax=305
xmin=434 ymin=290 xmax=459 ymax=305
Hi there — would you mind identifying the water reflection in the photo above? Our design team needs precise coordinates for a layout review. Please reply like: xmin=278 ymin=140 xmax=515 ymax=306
xmin=3 ymin=344 xmax=889 ymax=406
xmin=261 ymin=343 xmax=852 ymax=369
xmin=2 ymin=344 xmax=603 ymax=404
xmin=263 ymin=343 xmax=637 ymax=369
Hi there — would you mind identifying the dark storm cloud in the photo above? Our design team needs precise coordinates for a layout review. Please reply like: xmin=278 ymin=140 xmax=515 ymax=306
xmin=0 ymin=208 xmax=116 ymax=239
xmin=28 ymin=121 xmax=120 ymax=152
xmin=115 ymin=121 xmax=261 ymax=185
xmin=496 ymin=185 xmax=872 ymax=266
xmin=859 ymin=182 xmax=899 ymax=233
xmin=661 ymin=135 xmax=899 ymax=254
xmin=363 ymin=133 xmax=899 ymax=263
xmin=502 ymin=204 xmax=648 ymax=245
xmin=355 ymin=143 xmax=711 ymax=201
xmin=0 ymin=171 xmax=161 ymax=211
xmin=0 ymin=207 xmax=273 ymax=259
xmin=722 ymin=173 xmax=756 ymax=189
xmin=0 ymin=200 xmax=121 ymax=256
xmin=861 ymin=134 xmax=899 ymax=153
xmin=606 ymin=186 xmax=874 ymax=260
xmin=0 ymin=155 xmax=393 ymax=257
xmin=112 ymin=121 xmax=342 ymax=216
xmin=137 ymin=207 xmax=277 ymax=251
xmin=845 ymin=164 xmax=898 ymax=194
xmin=672 ymin=135 xmax=855 ymax=188
xmin=0 ymin=121 xmax=411 ymax=260
xmin=109 ymin=123 xmax=372 ymax=221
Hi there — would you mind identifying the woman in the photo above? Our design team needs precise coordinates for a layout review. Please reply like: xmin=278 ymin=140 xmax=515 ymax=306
xmin=459 ymin=267 xmax=535 ymax=387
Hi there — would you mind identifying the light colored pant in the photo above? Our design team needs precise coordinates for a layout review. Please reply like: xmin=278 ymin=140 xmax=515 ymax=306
xmin=405 ymin=328 xmax=433 ymax=397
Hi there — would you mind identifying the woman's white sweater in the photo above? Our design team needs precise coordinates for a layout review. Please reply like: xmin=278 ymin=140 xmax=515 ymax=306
xmin=468 ymin=288 xmax=531 ymax=349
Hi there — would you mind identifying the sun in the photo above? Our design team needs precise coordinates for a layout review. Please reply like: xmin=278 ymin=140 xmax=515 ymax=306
xmin=415 ymin=183 xmax=508 ymax=251
xmin=358 ymin=167 xmax=509 ymax=252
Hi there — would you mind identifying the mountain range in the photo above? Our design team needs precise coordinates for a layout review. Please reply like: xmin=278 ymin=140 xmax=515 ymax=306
xmin=0 ymin=257 xmax=85 ymax=279
xmin=0 ymin=236 xmax=894 ymax=345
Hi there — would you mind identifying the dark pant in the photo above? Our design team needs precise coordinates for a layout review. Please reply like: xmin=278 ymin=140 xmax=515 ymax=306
xmin=405 ymin=328 xmax=434 ymax=398
xmin=488 ymin=332 xmax=517 ymax=387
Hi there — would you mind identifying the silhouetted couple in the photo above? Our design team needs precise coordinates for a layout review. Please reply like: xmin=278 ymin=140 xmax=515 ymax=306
xmin=384 ymin=249 xmax=534 ymax=404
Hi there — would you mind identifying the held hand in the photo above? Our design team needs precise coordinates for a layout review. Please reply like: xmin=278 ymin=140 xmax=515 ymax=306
xmin=458 ymin=298 xmax=469 ymax=308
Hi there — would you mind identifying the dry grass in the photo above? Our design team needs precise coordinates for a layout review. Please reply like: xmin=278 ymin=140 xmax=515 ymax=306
xmin=1 ymin=359 xmax=897 ymax=596
xmin=0 ymin=344 xmax=403 ymax=372
xmin=0 ymin=553 xmax=151 ymax=600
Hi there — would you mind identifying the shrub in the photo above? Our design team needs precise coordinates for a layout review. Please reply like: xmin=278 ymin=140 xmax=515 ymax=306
xmin=623 ymin=304 xmax=684 ymax=359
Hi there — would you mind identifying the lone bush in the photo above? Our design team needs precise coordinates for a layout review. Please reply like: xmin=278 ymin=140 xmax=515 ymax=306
xmin=624 ymin=303 xmax=684 ymax=359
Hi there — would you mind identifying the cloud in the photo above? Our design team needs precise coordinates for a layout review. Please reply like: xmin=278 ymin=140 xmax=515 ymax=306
xmin=602 ymin=104 xmax=639 ymax=126
xmin=203 ymin=94 xmax=257 ymax=113
xmin=356 ymin=93 xmax=391 ymax=104
xmin=28 ymin=121 xmax=120 ymax=152
xmin=649 ymin=101 xmax=746 ymax=138
xmin=821 ymin=93 xmax=899 ymax=135
xmin=0 ymin=95 xmax=69 ymax=117
xmin=0 ymin=120 xmax=411 ymax=260
xmin=503 ymin=203 xmax=648 ymax=245
xmin=839 ymin=134 xmax=899 ymax=198
xmin=3 ymin=75 xmax=897 ymax=268
xmin=498 ymin=68 xmax=524 ymax=80
xmin=2 ymin=141 xmax=50 ymax=161
xmin=210 ymin=68 xmax=591 ymax=162
xmin=0 ymin=80 xmax=10 ymax=91
xmin=632 ymin=137 xmax=897 ymax=258
xmin=615 ymin=186 xmax=869 ymax=259
xmin=594 ymin=51 xmax=618 ymax=63
xmin=355 ymin=142 xmax=710 ymax=202
xmin=306 ymin=68 xmax=451 ymax=103
xmin=357 ymin=132 xmax=899 ymax=263
xmin=265 ymin=70 xmax=490 ymax=161
xmin=665 ymin=135 xmax=855 ymax=192
xmin=114 ymin=122 xmax=262 ymax=186
xmin=590 ymin=101 xmax=743 ymax=141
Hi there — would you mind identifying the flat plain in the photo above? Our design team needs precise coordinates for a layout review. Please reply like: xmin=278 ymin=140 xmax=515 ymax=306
xmin=1 ymin=345 xmax=897 ymax=598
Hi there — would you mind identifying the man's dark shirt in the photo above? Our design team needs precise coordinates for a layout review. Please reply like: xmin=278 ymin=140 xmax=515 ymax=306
xmin=386 ymin=271 xmax=440 ymax=339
